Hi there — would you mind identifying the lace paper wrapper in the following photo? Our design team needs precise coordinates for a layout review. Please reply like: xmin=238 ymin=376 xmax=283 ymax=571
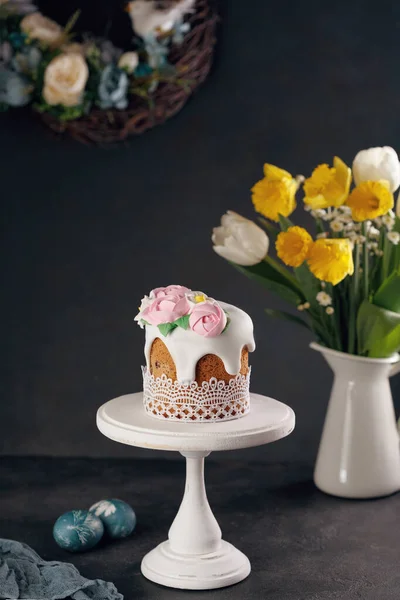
xmin=142 ymin=366 xmax=251 ymax=422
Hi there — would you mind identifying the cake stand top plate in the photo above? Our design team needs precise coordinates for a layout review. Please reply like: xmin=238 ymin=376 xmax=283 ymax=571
xmin=97 ymin=393 xmax=295 ymax=452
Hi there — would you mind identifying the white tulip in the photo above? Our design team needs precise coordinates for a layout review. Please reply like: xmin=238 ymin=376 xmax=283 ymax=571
xmin=352 ymin=146 xmax=400 ymax=192
xmin=212 ymin=211 xmax=269 ymax=267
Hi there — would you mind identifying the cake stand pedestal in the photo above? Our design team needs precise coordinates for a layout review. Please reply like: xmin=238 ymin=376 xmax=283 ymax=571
xmin=97 ymin=392 xmax=295 ymax=590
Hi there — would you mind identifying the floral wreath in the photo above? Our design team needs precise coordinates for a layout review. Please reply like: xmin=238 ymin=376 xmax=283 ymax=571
xmin=0 ymin=0 xmax=214 ymax=135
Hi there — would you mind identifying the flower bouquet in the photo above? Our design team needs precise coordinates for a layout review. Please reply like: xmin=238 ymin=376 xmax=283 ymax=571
xmin=212 ymin=146 xmax=400 ymax=359
xmin=213 ymin=146 xmax=400 ymax=499
xmin=0 ymin=0 xmax=217 ymax=144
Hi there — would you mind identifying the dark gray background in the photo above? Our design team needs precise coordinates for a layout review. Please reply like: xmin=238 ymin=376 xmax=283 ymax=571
xmin=1 ymin=0 xmax=400 ymax=461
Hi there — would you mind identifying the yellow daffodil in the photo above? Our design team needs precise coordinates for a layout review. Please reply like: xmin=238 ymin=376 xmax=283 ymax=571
xmin=346 ymin=180 xmax=394 ymax=222
xmin=276 ymin=226 xmax=313 ymax=267
xmin=307 ymin=238 xmax=354 ymax=286
xmin=303 ymin=156 xmax=352 ymax=209
xmin=251 ymin=163 xmax=297 ymax=222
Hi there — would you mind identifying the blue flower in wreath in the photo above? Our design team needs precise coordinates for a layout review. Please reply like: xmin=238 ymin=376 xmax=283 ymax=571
xmin=0 ymin=68 xmax=32 ymax=106
xmin=98 ymin=65 xmax=129 ymax=110
xmin=172 ymin=18 xmax=191 ymax=45
xmin=143 ymin=33 xmax=169 ymax=70
xmin=134 ymin=63 xmax=153 ymax=78
xmin=8 ymin=32 xmax=27 ymax=51
xmin=11 ymin=46 xmax=42 ymax=74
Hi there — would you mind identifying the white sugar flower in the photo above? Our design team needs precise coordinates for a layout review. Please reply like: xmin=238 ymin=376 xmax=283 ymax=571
xmin=388 ymin=231 xmax=400 ymax=245
xmin=187 ymin=291 xmax=208 ymax=305
xmin=374 ymin=217 xmax=383 ymax=227
xmin=134 ymin=295 xmax=153 ymax=327
xmin=316 ymin=291 xmax=332 ymax=306
xmin=326 ymin=307 xmax=335 ymax=315
xmin=316 ymin=232 xmax=329 ymax=239
xmin=212 ymin=211 xmax=269 ymax=266
xmin=353 ymin=146 xmax=400 ymax=192
xmin=330 ymin=219 xmax=344 ymax=233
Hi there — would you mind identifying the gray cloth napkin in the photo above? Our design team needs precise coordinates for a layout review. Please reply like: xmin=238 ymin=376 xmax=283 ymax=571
xmin=0 ymin=539 xmax=123 ymax=600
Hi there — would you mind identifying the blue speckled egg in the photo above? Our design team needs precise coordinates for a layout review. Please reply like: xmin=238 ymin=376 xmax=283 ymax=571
xmin=53 ymin=510 xmax=104 ymax=552
xmin=89 ymin=499 xmax=136 ymax=539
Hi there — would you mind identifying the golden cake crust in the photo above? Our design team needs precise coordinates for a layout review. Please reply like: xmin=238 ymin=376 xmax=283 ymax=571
xmin=150 ymin=337 xmax=249 ymax=384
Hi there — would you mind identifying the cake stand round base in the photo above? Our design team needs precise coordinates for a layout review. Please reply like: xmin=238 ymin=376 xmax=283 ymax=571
xmin=97 ymin=392 xmax=295 ymax=591
xmin=141 ymin=539 xmax=250 ymax=590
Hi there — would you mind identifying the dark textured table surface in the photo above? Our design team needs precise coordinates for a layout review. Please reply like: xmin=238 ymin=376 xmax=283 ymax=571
xmin=2 ymin=456 xmax=400 ymax=600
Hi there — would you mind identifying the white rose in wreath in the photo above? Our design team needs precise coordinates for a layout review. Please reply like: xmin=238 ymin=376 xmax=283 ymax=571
xmin=43 ymin=53 xmax=89 ymax=107
xmin=21 ymin=12 xmax=64 ymax=47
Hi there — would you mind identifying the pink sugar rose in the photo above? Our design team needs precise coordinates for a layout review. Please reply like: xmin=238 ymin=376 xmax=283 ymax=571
xmin=189 ymin=301 xmax=227 ymax=337
xmin=141 ymin=293 xmax=190 ymax=326
xmin=150 ymin=285 xmax=191 ymax=299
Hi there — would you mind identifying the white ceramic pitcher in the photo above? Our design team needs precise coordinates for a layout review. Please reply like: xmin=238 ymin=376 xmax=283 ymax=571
xmin=312 ymin=342 xmax=400 ymax=499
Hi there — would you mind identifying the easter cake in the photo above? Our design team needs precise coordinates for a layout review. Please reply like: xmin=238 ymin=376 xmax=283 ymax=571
xmin=135 ymin=285 xmax=255 ymax=422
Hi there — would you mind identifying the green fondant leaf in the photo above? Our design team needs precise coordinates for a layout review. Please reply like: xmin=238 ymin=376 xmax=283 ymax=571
xmin=158 ymin=322 xmax=178 ymax=337
xmin=174 ymin=315 xmax=190 ymax=329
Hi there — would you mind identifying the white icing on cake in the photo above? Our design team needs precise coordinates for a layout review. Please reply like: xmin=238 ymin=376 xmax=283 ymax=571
xmin=144 ymin=301 xmax=255 ymax=383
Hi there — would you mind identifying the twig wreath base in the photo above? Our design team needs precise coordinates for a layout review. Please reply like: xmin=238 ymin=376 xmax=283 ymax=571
xmin=38 ymin=0 xmax=217 ymax=145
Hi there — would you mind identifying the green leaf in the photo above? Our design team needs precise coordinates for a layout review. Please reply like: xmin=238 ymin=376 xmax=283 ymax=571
xmin=278 ymin=214 xmax=295 ymax=232
xmin=264 ymin=308 xmax=311 ymax=331
xmin=357 ymin=300 xmax=400 ymax=358
xmin=374 ymin=269 xmax=400 ymax=313
xmin=174 ymin=315 xmax=190 ymax=330
xmin=231 ymin=262 xmax=304 ymax=306
xmin=294 ymin=263 xmax=321 ymax=310
xmin=157 ymin=322 xmax=178 ymax=337
xmin=391 ymin=217 xmax=400 ymax=274
xmin=256 ymin=217 xmax=279 ymax=242
xmin=230 ymin=261 xmax=304 ymax=306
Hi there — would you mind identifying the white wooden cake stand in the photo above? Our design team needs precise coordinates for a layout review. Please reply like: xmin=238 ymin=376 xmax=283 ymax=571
xmin=97 ymin=392 xmax=295 ymax=591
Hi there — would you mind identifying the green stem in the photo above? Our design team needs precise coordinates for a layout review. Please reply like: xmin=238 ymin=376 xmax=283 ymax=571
xmin=348 ymin=243 xmax=361 ymax=354
xmin=263 ymin=256 xmax=301 ymax=291
xmin=382 ymin=234 xmax=391 ymax=283
xmin=315 ymin=218 xmax=325 ymax=235
xmin=362 ymin=223 xmax=369 ymax=300
xmin=327 ymin=283 xmax=343 ymax=351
